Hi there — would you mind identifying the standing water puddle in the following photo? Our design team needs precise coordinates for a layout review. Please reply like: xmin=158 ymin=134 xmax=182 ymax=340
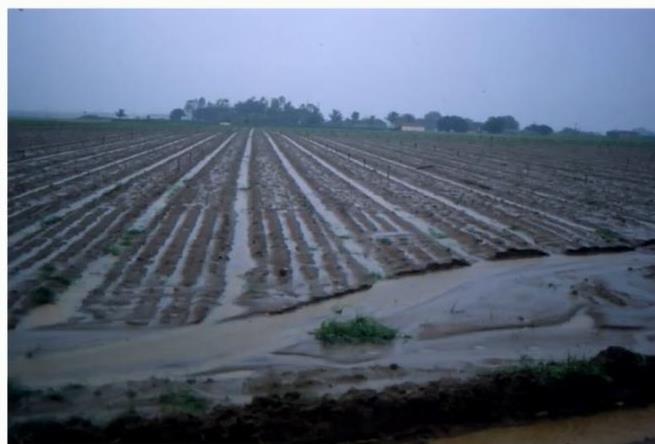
xmin=18 ymin=255 xmax=117 ymax=329
xmin=425 ymin=405 xmax=655 ymax=444
xmin=206 ymin=129 xmax=256 ymax=322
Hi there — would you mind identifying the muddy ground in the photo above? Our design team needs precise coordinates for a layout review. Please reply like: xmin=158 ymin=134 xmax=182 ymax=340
xmin=8 ymin=347 xmax=655 ymax=443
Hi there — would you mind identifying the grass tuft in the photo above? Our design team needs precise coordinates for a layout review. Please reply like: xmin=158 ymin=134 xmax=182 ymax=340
xmin=595 ymin=228 xmax=622 ymax=243
xmin=315 ymin=316 xmax=398 ymax=345
xmin=158 ymin=389 xmax=209 ymax=415
xmin=492 ymin=355 xmax=610 ymax=384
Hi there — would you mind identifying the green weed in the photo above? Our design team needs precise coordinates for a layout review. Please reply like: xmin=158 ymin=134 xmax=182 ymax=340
xmin=314 ymin=316 xmax=398 ymax=345
xmin=492 ymin=355 xmax=610 ymax=385
xmin=158 ymin=389 xmax=209 ymax=415
xmin=595 ymin=228 xmax=621 ymax=242
xmin=378 ymin=237 xmax=393 ymax=246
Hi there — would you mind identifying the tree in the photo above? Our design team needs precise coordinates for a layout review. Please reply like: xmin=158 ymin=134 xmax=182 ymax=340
xmin=362 ymin=115 xmax=387 ymax=129
xmin=115 ymin=108 xmax=126 ymax=119
xmin=437 ymin=115 xmax=469 ymax=133
xmin=350 ymin=111 xmax=360 ymax=122
xmin=329 ymin=109 xmax=343 ymax=124
xmin=465 ymin=118 xmax=483 ymax=133
xmin=399 ymin=113 xmax=416 ymax=125
xmin=386 ymin=111 xmax=400 ymax=126
xmin=524 ymin=123 xmax=554 ymax=135
xmin=560 ymin=127 xmax=583 ymax=136
xmin=169 ymin=108 xmax=185 ymax=121
xmin=423 ymin=111 xmax=442 ymax=130
xmin=298 ymin=103 xmax=324 ymax=126
xmin=482 ymin=115 xmax=519 ymax=134
xmin=215 ymin=98 xmax=230 ymax=109
xmin=184 ymin=99 xmax=199 ymax=120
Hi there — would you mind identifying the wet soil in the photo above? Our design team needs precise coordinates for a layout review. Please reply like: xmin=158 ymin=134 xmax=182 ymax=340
xmin=8 ymin=347 xmax=655 ymax=443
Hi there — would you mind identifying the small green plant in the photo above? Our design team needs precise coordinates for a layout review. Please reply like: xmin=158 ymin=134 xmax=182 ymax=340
xmin=38 ymin=265 xmax=72 ymax=288
xmin=314 ymin=316 xmax=398 ymax=345
xmin=367 ymin=272 xmax=384 ymax=282
xmin=429 ymin=228 xmax=447 ymax=240
xmin=39 ymin=264 xmax=56 ymax=276
xmin=30 ymin=286 xmax=56 ymax=305
xmin=158 ymin=389 xmax=209 ymax=415
xmin=48 ymin=275 xmax=71 ymax=287
xmin=119 ymin=229 xmax=144 ymax=247
xmin=41 ymin=216 xmax=62 ymax=227
xmin=493 ymin=355 xmax=610 ymax=385
xmin=595 ymin=228 xmax=621 ymax=242
xmin=378 ymin=237 xmax=392 ymax=246
xmin=105 ymin=245 xmax=122 ymax=256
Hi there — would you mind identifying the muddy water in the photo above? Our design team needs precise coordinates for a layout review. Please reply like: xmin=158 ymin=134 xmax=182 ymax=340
xmin=167 ymin=207 xmax=206 ymax=288
xmin=206 ymin=129 xmax=256 ymax=322
xmin=296 ymin=214 xmax=334 ymax=293
xmin=427 ymin=406 xmax=655 ymax=444
xmin=18 ymin=255 xmax=117 ymax=329
xmin=9 ymin=250 xmax=655 ymax=388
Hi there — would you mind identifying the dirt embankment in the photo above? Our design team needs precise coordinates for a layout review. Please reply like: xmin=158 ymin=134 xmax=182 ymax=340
xmin=9 ymin=347 xmax=655 ymax=444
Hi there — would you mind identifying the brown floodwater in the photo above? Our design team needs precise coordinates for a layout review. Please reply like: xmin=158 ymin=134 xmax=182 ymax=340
xmin=9 ymin=250 xmax=655 ymax=389
xmin=426 ymin=406 xmax=655 ymax=444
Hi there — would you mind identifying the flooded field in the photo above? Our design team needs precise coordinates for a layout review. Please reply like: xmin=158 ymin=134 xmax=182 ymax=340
xmin=8 ymin=124 xmax=655 ymax=329
xmin=8 ymin=122 xmax=655 ymax=435
xmin=9 ymin=8 xmax=655 ymax=443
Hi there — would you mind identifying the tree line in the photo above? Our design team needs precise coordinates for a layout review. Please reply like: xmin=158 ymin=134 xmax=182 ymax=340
xmin=168 ymin=95 xmax=589 ymax=136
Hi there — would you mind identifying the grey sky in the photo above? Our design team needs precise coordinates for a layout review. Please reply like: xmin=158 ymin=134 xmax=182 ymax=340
xmin=8 ymin=9 xmax=655 ymax=131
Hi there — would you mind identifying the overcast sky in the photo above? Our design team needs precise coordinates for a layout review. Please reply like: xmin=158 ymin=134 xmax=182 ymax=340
xmin=8 ymin=9 xmax=655 ymax=131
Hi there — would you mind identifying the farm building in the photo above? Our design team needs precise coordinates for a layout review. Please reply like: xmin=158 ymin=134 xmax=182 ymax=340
xmin=400 ymin=125 xmax=426 ymax=132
